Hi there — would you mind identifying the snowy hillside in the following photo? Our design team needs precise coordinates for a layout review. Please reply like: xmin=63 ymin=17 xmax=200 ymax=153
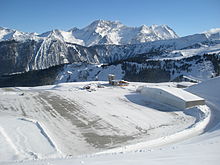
xmin=92 ymin=32 xmax=220 ymax=63
xmin=0 ymin=39 xmax=100 ymax=76
xmin=55 ymin=52 xmax=219 ymax=84
xmin=1 ymin=77 xmax=220 ymax=164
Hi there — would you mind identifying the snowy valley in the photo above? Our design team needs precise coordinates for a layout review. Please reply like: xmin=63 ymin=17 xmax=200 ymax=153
xmin=0 ymin=20 xmax=220 ymax=165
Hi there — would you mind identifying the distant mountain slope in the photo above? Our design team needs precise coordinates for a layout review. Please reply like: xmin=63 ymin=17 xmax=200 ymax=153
xmin=203 ymin=28 xmax=220 ymax=40
xmin=92 ymin=32 xmax=220 ymax=63
xmin=0 ymin=39 xmax=99 ymax=76
xmin=0 ymin=27 xmax=39 ymax=41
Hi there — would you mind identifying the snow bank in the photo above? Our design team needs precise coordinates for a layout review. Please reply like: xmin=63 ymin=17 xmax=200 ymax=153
xmin=187 ymin=76 xmax=220 ymax=132
xmin=187 ymin=76 xmax=220 ymax=99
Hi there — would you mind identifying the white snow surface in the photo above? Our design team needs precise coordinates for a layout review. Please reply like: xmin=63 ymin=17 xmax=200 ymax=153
xmin=1 ymin=77 xmax=220 ymax=164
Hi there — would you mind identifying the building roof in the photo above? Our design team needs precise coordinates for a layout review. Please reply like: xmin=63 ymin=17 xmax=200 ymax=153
xmin=147 ymin=86 xmax=204 ymax=102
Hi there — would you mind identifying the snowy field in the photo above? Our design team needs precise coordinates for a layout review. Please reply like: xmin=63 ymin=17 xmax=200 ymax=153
xmin=0 ymin=78 xmax=219 ymax=165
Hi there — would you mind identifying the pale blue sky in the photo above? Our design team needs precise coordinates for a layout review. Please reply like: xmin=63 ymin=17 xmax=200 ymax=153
xmin=1 ymin=0 xmax=219 ymax=36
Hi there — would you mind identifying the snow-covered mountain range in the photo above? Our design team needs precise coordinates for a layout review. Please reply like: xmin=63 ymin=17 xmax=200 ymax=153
xmin=70 ymin=20 xmax=179 ymax=46
xmin=0 ymin=20 xmax=179 ymax=46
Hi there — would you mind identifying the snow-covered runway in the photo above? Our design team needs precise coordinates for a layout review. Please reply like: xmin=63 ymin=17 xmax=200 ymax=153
xmin=0 ymin=78 xmax=219 ymax=164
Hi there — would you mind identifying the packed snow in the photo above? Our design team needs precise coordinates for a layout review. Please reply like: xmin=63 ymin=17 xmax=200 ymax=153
xmin=1 ymin=77 xmax=220 ymax=164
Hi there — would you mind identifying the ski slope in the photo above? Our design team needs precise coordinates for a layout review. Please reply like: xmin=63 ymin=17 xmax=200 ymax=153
xmin=0 ymin=78 xmax=219 ymax=164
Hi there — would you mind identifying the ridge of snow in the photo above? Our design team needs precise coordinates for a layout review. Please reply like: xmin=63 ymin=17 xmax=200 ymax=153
xmin=203 ymin=28 xmax=220 ymax=35
xmin=71 ymin=20 xmax=179 ymax=46
xmin=38 ymin=29 xmax=84 ymax=45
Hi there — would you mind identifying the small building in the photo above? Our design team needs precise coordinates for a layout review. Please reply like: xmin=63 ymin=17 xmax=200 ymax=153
xmin=111 ymin=80 xmax=119 ymax=86
xmin=108 ymin=74 xmax=115 ymax=84
xmin=140 ymin=86 xmax=205 ymax=110
xmin=108 ymin=74 xmax=129 ymax=86
xmin=110 ymin=80 xmax=129 ymax=86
